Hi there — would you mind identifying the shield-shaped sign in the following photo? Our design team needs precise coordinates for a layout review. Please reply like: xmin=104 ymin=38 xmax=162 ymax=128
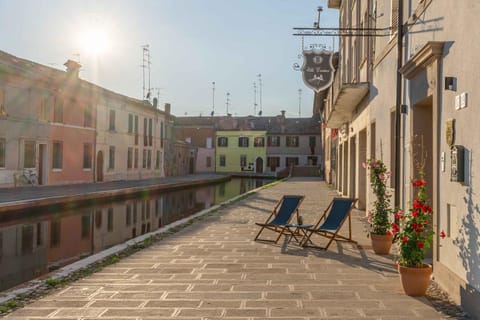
xmin=301 ymin=50 xmax=335 ymax=93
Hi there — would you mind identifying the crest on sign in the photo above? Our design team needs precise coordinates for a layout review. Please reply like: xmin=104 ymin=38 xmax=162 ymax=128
xmin=301 ymin=50 xmax=335 ymax=93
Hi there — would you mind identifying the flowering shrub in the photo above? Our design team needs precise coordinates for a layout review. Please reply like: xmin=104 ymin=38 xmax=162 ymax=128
xmin=364 ymin=159 xmax=392 ymax=235
xmin=393 ymin=177 xmax=434 ymax=267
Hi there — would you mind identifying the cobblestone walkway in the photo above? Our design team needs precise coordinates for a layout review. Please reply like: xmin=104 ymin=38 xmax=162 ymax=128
xmin=5 ymin=178 xmax=459 ymax=319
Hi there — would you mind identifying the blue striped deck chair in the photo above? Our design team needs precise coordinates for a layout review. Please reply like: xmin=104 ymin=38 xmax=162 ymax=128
xmin=254 ymin=195 xmax=305 ymax=244
xmin=301 ymin=197 xmax=357 ymax=250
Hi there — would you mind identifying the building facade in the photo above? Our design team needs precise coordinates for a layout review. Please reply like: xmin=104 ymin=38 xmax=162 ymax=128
xmin=325 ymin=0 xmax=480 ymax=315
xmin=215 ymin=130 xmax=267 ymax=174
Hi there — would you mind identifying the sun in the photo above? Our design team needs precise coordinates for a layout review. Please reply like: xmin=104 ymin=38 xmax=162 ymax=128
xmin=79 ymin=25 xmax=110 ymax=57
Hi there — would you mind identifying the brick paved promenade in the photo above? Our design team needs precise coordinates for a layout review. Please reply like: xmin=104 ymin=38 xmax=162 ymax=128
xmin=5 ymin=178 xmax=451 ymax=319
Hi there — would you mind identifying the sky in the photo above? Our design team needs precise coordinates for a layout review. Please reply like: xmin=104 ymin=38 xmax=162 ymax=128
xmin=0 ymin=0 xmax=338 ymax=118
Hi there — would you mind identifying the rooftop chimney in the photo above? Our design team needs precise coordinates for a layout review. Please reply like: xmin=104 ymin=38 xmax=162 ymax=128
xmin=164 ymin=103 xmax=171 ymax=114
xmin=64 ymin=60 xmax=81 ymax=78
xmin=281 ymin=110 xmax=286 ymax=119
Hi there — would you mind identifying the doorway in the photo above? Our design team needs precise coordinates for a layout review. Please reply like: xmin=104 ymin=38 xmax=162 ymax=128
xmin=255 ymin=157 xmax=263 ymax=174
xmin=358 ymin=129 xmax=367 ymax=209
xmin=349 ymin=136 xmax=356 ymax=199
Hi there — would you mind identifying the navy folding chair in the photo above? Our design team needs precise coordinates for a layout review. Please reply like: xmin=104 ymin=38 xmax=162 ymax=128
xmin=254 ymin=195 xmax=305 ymax=244
xmin=301 ymin=197 xmax=357 ymax=250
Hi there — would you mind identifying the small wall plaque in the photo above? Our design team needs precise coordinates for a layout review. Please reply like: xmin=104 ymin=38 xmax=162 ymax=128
xmin=446 ymin=119 xmax=455 ymax=147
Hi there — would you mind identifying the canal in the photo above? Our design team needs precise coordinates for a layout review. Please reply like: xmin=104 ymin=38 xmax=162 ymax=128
xmin=0 ymin=177 xmax=273 ymax=292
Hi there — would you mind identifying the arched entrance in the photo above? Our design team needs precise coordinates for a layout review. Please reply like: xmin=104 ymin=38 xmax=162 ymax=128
xmin=96 ymin=151 xmax=104 ymax=182
xmin=255 ymin=157 xmax=263 ymax=174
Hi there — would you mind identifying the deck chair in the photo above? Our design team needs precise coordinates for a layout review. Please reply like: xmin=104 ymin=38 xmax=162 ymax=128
xmin=301 ymin=197 xmax=357 ymax=250
xmin=254 ymin=195 xmax=305 ymax=244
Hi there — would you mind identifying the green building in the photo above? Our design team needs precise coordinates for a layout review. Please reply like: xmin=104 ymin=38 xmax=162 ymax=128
xmin=215 ymin=130 xmax=267 ymax=174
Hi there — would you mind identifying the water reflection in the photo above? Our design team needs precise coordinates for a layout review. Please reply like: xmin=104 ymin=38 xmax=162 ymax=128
xmin=0 ymin=177 xmax=272 ymax=291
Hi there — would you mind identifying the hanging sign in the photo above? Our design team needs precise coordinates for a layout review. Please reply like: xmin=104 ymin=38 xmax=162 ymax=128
xmin=301 ymin=50 xmax=335 ymax=93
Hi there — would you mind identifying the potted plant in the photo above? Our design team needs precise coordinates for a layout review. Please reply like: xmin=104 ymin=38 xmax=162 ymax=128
xmin=364 ymin=159 xmax=393 ymax=254
xmin=391 ymin=172 xmax=434 ymax=296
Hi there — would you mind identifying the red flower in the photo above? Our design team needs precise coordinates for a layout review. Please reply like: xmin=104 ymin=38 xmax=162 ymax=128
xmin=412 ymin=210 xmax=418 ymax=217
xmin=412 ymin=179 xmax=427 ymax=187
xmin=413 ymin=199 xmax=422 ymax=209
xmin=422 ymin=205 xmax=432 ymax=213
xmin=402 ymin=236 xmax=408 ymax=244
xmin=417 ymin=241 xmax=424 ymax=249
xmin=440 ymin=230 xmax=446 ymax=239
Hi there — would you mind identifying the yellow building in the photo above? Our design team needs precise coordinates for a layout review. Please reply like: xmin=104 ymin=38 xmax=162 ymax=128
xmin=215 ymin=130 xmax=266 ymax=174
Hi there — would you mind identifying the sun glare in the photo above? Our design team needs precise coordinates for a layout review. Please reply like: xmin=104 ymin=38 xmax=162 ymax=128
xmin=79 ymin=26 xmax=110 ymax=57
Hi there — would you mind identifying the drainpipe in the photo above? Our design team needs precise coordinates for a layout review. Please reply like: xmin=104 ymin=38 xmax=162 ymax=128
xmin=394 ymin=0 xmax=404 ymax=208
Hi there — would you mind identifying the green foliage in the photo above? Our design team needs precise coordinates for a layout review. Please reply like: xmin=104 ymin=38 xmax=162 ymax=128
xmin=365 ymin=159 xmax=392 ymax=235
xmin=0 ymin=300 xmax=18 ymax=313
xmin=45 ymin=278 xmax=64 ymax=287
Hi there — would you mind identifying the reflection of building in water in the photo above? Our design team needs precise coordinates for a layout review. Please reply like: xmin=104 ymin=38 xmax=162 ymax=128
xmin=0 ymin=222 xmax=48 ymax=290
xmin=195 ymin=187 xmax=215 ymax=210
xmin=162 ymin=189 xmax=206 ymax=225
xmin=47 ymin=212 xmax=93 ymax=269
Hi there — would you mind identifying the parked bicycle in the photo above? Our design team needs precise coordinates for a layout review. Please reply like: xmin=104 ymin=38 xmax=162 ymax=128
xmin=13 ymin=168 xmax=38 ymax=187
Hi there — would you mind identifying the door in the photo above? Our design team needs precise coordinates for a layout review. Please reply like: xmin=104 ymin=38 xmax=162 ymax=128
xmin=96 ymin=151 xmax=104 ymax=182
xmin=255 ymin=157 xmax=263 ymax=174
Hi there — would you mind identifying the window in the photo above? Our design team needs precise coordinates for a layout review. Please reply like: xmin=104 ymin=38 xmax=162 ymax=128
xmin=185 ymin=137 xmax=192 ymax=143
xmin=143 ymin=118 xmax=148 ymax=146
xmin=142 ymin=149 xmax=147 ymax=168
xmin=267 ymin=157 xmax=280 ymax=167
xmin=81 ymin=214 xmax=90 ymax=239
xmin=36 ymin=222 xmax=42 ymax=246
xmin=240 ymin=155 xmax=247 ymax=168
xmin=53 ymin=98 xmax=63 ymax=123
xmin=128 ymin=114 xmax=133 ymax=133
xmin=309 ymin=136 xmax=316 ymax=147
xmin=238 ymin=137 xmax=249 ymax=147
xmin=267 ymin=136 xmax=280 ymax=147
xmin=206 ymin=137 xmax=212 ymax=149
xmin=160 ymin=121 xmax=164 ymax=148
xmin=147 ymin=149 xmax=152 ymax=169
xmin=156 ymin=150 xmax=161 ymax=169
xmin=52 ymin=141 xmax=63 ymax=169
xmin=127 ymin=147 xmax=133 ymax=169
xmin=84 ymin=104 xmax=93 ymax=127
xmin=109 ymin=110 xmax=116 ymax=131
xmin=83 ymin=143 xmax=92 ymax=169
xmin=24 ymin=141 xmax=35 ymax=168
xmin=39 ymin=96 xmax=49 ymax=121
xmin=286 ymin=136 xmax=299 ymax=147
xmin=219 ymin=155 xmax=226 ymax=167
xmin=109 ymin=146 xmax=115 ymax=169
xmin=0 ymin=138 xmax=5 ymax=168
xmin=390 ymin=110 xmax=396 ymax=188
xmin=148 ymin=118 xmax=153 ymax=146
xmin=254 ymin=137 xmax=265 ymax=147
xmin=135 ymin=115 xmax=139 ymax=145
xmin=134 ymin=148 xmax=139 ymax=168
xmin=217 ymin=136 xmax=228 ymax=147
xmin=206 ymin=156 xmax=212 ymax=168
xmin=307 ymin=156 xmax=318 ymax=166
xmin=21 ymin=225 xmax=34 ymax=254
xmin=286 ymin=157 xmax=299 ymax=167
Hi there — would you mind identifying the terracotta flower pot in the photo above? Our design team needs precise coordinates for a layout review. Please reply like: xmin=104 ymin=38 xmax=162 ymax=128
xmin=370 ymin=233 xmax=393 ymax=255
xmin=398 ymin=264 xmax=432 ymax=296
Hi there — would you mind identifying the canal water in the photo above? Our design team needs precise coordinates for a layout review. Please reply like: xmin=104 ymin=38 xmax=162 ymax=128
xmin=0 ymin=177 xmax=273 ymax=292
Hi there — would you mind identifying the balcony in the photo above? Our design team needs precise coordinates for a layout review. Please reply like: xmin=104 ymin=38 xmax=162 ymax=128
xmin=325 ymin=70 xmax=369 ymax=128
xmin=328 ymin=0 xmax=341 ymax=9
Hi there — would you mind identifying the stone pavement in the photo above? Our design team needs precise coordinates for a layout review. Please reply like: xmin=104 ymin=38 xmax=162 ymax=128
xmin=4 ymin=178 xmax=456 ymax=319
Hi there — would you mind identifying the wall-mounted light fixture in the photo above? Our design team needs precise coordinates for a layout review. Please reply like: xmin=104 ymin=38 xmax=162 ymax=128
xmin=445 ymin=77 xmax=457 ymax=91
xmin=401 ymin=104 xmax=408 ymax=114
